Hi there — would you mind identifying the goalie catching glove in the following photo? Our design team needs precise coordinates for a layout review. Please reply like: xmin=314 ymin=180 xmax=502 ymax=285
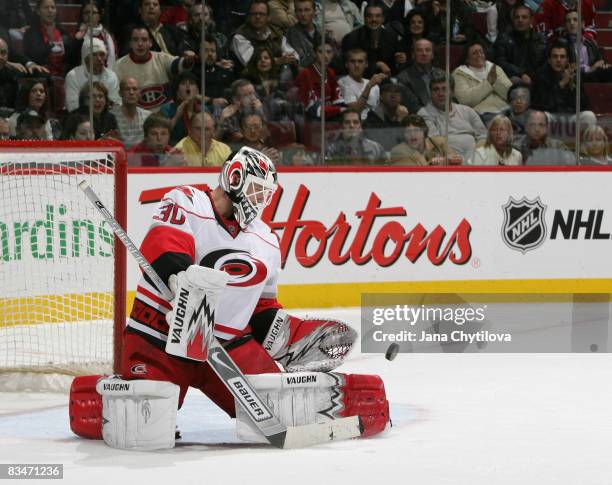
xmin=235 ymin=371 xmax=390 ymax=442
xmin=259 ymin=310 xmax=357 ymax=372
xmin=165 ymin=265 xmax=228 ymax=362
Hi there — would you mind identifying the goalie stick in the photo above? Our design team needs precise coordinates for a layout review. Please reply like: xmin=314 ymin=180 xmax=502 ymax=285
xmin=78 ymin=180 xmax=363 ymax=449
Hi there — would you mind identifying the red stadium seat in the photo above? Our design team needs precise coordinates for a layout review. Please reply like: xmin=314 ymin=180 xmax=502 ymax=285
xmin=435 ymin=45 xmax=463 ymax=71
xmin=584 ymin=82 xmax=612 ymax=115
xmin=267 ymin=121 xmax=296 ymax=148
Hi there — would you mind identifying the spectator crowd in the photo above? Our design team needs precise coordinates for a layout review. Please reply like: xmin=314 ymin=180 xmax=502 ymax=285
xmin=0 ymin=0 xmax=610 ymax=166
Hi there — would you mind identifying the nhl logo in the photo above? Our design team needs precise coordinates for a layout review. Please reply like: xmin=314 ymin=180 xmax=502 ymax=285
xmin=501 ymin=197 xmax=547 ymax=253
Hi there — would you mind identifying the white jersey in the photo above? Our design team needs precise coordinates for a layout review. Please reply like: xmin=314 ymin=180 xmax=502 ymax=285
xmin=127 ymin=185 xmax=281 ymax=344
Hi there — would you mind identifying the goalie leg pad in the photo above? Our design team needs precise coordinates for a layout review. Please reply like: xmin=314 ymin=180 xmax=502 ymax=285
xmin=262 ymin=310 xmax=357 ymax=372
xmin=234 ymin=372 xmax=389 ymax=442
xmin=96 ymin=377 xmax=180 ymax=450
xmin=69 ymin=375 xmax=105 ymax=439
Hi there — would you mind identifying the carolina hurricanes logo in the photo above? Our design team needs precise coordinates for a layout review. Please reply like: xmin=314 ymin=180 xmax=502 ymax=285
xmin=227 ymin=161 xmax=244 ymax=189
xmin=200 ymin=249 xmax=268 ymax=287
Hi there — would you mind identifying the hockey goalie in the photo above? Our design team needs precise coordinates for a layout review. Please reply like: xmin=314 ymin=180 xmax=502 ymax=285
xmin=69 ymin=147 xmax=390 ymax=450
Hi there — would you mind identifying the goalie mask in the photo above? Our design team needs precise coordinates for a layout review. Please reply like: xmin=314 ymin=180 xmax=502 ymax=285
xmin=219 ymin=147 xmax=278 ymax=228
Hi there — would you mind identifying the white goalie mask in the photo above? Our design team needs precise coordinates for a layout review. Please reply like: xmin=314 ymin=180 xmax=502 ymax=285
xmin=219 ymin=147 xmax=278 ymax=228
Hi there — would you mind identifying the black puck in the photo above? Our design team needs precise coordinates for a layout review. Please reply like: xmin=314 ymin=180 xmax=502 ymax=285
xmin=385 ymin=343 xmax=399 ymax=361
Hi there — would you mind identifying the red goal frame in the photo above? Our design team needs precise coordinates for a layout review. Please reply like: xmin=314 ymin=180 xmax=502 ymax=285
xmin=0 ymin=140 xmax=127 ymax=373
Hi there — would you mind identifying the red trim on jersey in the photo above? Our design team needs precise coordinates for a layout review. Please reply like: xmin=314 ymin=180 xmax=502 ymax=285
xmin=136 ymin=285 xmax=172 ymax=310
xmin=141 ymin=225 xmax=196 ymax=268
xmin=254 ymin=298 xmax=283 ymax=315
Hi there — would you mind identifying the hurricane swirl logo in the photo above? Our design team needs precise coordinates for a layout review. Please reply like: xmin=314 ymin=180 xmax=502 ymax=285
xmin=227 ymin=161 xmax=244 ymax=189
xmin=200 ymin=249 xmax=268 ymax=287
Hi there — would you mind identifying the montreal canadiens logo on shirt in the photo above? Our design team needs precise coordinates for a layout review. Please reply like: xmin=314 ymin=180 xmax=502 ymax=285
xmin=200 ymin=249 xmax=268 ymax=287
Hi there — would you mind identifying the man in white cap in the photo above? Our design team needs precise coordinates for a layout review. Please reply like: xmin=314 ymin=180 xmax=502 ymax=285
xmin=64 ymin=37 xmax=121 ymax=112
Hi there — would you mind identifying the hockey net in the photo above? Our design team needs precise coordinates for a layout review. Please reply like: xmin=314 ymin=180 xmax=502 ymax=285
xmin=0 ymin=141 xmax=126 ymax=391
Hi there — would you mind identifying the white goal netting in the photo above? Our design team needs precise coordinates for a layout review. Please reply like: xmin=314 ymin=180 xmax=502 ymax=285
xmin=0 ymin=145 xmax=126 ymax=391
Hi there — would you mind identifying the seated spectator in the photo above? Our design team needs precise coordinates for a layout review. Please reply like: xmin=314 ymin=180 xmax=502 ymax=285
xmin=453 ymin=40 xmax=512 ymax=121
xmin=470 ymin=114 xmax=523 ymax=165
xmin=501 ymin=82 xmax=532 ymax=140
xmin=338 ymin=48 xmax=385 ymax=120
xmin=493 ymin=4 xmax=548 ymax=86
xmin=0 ymin=38 xmax=19 ymax=112
xmin=195 ymin=39 xmax=234 ymax=109
xmin=175 ymin=111 xmax=231 ymax=166
xmin=114 ymin=26 xmax=196 ymax=112
xmin=416 ymin=0 xmax=477 ymax=45
xmin=341 ymin=2 xmax=406 ymax=77
xmin=534 ymin=0 xmax=596 ymax=39
xmin=239 ymin=111 xmax=281 ymax=165
xmin=202 ymin=4 xmax=230 ymax=58
xmin=138 ymin=0 xmax=184 ymax=56
xmin=579 ymin=124 xmax=611 ymax=165
xmin=111 ymin=76 xmax=151 ymax=149
xmin=160 ymin=71 xmax=201 ymax=145
xmin=532 ymin=42 xmax=596 ymax=127
xmin=8 ymin=78 xmax=60 ymax=139
xmin=325 ymin=108 xmax=386 ymax=164
xmin=212 ymin=0 xmax=253 ymax=34
xmin=286 ymin=0 xmax=321 ymax=68
xmin=486 ymin=0 xmax=519 ymax=44
xmin=418 ymin=69 xmax=487 ymax=161
xmin=179 ymin=3 xmax=229 ymax=58
xmin=73 ymin=1 xmax=117 ymax=69
xmin=0 ymin=0 xmax=35 ymax=44
xmin=317 ymin=0 xmax=363 ymax=46
xmin=402 ymin=10 xmax=429 ymax=56
xmin=243 ymin=46 xmax=284 ymax=98
xmin=519 ymin=110 xmax=575 ymax=164
xmin=60 ymin=112 xmax=93 ymax=140
xmin=269 ymin=0 xmax=298 ymax=31
xmin=395 ymin=38 xmax=436 ymax=113
xmin=231 ymin=0 xmax=299 ymax=68
xmin=128 ymin=113 xmax=184 ymax=166
xmin=560 ymin=10 xmax=612 ymax=83
xmin=295 ymin=38 xmax=345 ymax=120
xmin=23 ymin=0 xmax=77 ymax=76
xmin=365 ymin=82 xmax=409 ymax=151
xmin=219 ymin=79 xmax=265 ymax=143
xmin=160 ymin=0 xmax=194 ymax=30
xmin=390 ymin=114 xmax=455 ymax=165
xmin=0 ymin=116 xmax=9 ymax=139
xmin=14 ymin=109 xmax=46 ymax=140
xmin=65 ymin=38 xmax=120 ymax=112
xmin=75 ymin=81 xmax=119 ymax=140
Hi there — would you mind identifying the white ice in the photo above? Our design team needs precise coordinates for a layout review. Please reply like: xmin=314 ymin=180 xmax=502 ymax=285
xmin=1 ymin=308 xmax=612 ymax=485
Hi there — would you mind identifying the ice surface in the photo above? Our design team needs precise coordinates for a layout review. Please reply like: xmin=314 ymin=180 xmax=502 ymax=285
xmin=1 ymin=308 xmax=611 ymax=485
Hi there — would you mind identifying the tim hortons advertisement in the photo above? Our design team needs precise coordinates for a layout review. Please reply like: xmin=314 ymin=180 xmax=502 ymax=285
xmin=126 ymin=168 xmax=612 ymax=304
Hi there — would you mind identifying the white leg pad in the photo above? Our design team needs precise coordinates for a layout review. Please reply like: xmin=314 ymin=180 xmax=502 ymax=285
xmin=235 ymin=372 xmax=345 ymax=443
xmin=96 ymin=377 xmax=180 ymax=450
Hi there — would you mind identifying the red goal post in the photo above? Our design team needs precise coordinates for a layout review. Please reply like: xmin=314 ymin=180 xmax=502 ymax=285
xmin=0 ymin=141 xmax=127 ymax=391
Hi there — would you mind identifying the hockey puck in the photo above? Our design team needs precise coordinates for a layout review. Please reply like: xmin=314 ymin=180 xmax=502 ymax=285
xmin=385 ymin=343 xmax=399 ymax=361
